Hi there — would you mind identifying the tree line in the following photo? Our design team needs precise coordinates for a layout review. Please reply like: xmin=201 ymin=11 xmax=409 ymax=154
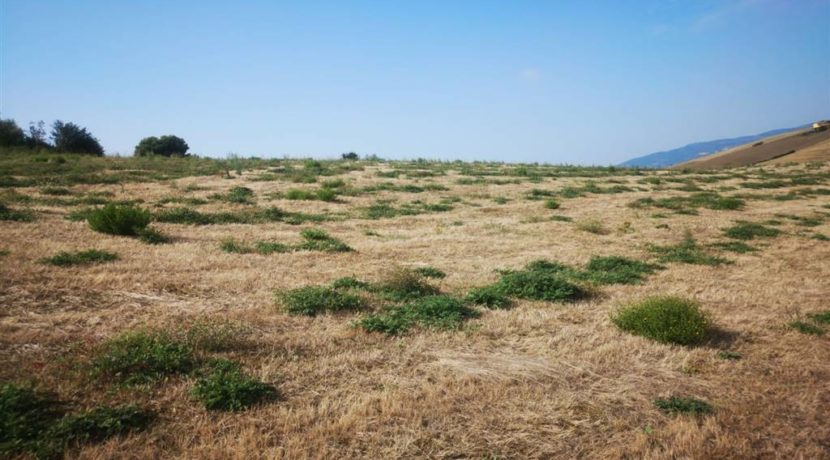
xmin=0 ymin=118 xmax=189 ymax=157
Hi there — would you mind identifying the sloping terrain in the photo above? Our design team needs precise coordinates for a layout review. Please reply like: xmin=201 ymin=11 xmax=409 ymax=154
xmin=1 ymin=152 xmax=829 ymax=458
xmin=619 ymin=125 xmax=805 ymax=168
xmin=675 ymin=126 xmax=830 ymax=169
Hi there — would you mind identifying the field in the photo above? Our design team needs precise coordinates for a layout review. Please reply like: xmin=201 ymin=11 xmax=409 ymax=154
xmin=1 ymin=151 xmax=829 ymax=459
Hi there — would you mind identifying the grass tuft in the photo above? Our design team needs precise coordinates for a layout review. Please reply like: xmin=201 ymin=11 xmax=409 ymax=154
xmin=92 ymin=330 xmax=195 ymax=385
xmin=40 ymin=249 xmax=118 ymax=267
xmin=87 ymin=203 xmax=150 ymax=236
xmin=192 ymin=359 xmax=277 ymax=411
xmin=356 ymin=295 xmax=479 ymax=335
xmin=612 ymin=296 xmax=711 ymax=346
xmin=653 ymin=396 xmax=713 ymax=416
xmin=280 ymin=286 xmax=365 ymax=316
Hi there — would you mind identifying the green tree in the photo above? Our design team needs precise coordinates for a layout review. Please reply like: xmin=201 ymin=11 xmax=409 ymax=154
xmin=134 ymin=135 xmax=189 ymax=157
xmin=0 ymin=119 xmax=26 ymax=147
xmin=51 ymin=121 xmax=104 ymax=156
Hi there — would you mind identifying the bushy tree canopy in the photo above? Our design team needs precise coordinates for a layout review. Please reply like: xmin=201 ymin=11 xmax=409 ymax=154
xmin=0 ymin=119 xmax=26 ymax=147
xmin=51 ymin=120 xmax=105 ymax=156
xmin=134 ymin=135 xmax=189 ymax=157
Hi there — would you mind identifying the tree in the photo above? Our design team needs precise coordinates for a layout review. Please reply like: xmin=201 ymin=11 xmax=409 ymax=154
xmin=0 ymin=119 xmax=26 ymax=147
xmin=341 ymin=152 xmax=359 ymax=160
xmin=26 ymin=121 xmax=50 ymax=149
xmin=134 ymin=135 xmax=189 ymax=157
xmin=51 ymin=120 xmax=104 ymax=156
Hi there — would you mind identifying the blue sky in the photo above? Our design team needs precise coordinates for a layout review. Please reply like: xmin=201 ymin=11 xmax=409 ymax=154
xmin=1 ymin=0 xmax=828 ymax=164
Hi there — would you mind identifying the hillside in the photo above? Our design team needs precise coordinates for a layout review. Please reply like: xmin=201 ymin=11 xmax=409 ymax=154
xmin=675 ymin=123 xmax=830 ymax=169
xmin=620 ymin=125 xmax=806 ymax=168
xmin=1 ymin=152 xmax=829 ymax=458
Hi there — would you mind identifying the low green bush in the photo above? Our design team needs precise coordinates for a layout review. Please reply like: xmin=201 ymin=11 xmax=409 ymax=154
xmin=356 ymin=295 xmax=479 ymax=335
xmin=92 ymin=330 xmax=195 ymax=384
xmin=465 ymin=285 xmax=513 ymax=309
xmin=612 ymin=296 xmax=711 ymax=346
xmin=723 ymin=222 xmax=781 ymax=240
xmin=87 ymin=204 xmax=150 ymax=236
xmin=40 ymin=249 xmax=118 ymax=267
xmin=653 ymin=396 xmax=712 ymax=416
xmin=579 ymin=256 xmax=660 ymax=285
xmin=298 ymin=228 xmax=352 ymax=252
xmin=280 ymin=286 xmax=365 ymax=316
xmin=192 ymin=359 xmax=277 ymax=411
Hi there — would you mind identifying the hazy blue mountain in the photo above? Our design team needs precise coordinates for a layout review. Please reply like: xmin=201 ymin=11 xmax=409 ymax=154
xmin=619 ymin=125 xmax=808 ymax=168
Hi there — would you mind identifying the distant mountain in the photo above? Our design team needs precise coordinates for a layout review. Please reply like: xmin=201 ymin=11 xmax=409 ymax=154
xmin=619 ymin=125 xmax=808 ymax=168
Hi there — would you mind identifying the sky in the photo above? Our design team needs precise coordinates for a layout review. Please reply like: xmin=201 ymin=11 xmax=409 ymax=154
xmin=1 ymin=0 xmax=828 ymax=164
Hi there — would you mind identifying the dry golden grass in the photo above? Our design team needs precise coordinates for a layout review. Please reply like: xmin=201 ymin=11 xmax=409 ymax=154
xmin=2 ymin=159 xmax=829 ymax=459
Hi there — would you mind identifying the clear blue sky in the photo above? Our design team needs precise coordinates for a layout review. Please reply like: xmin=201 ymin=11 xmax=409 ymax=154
xmin=1 ymin=1 xmax=828 ymax=164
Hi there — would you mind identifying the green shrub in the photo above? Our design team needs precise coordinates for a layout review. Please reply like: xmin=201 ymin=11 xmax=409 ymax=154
xmin=465 ymin=285 xmax=513 ymax=309
xmin=87 ymin=204 xmax=150 ymax=236
xmin=40 ymin=249 xmax=118 ymax=267
xmin=356 ymin=295 xmax=479 ymax=335
xmin=579 ymin=256 xmax=660 ymax=285
xmin=45 ymin=405 xmax=152 ymax=450
xmin=137 ymin=226 xmax=170 ymax=244
xmin=376 ymin=269 xmax=440 ymax=301
xmin=723 ymin=222 xmax=781 ymax=240
xmin=92 ymin=330 xmax=195 ymax=384
xmin=192 ymin=359 xmax=277 ymax=411
xmin=0 ymin=384 xmax=64 ymax=456
xmin=485 ymin=261 xmax=588 ymax=303
xmin=789 ymin=321 xmax=824 ymax=336
xmin=413 ymin=266 xmax=446 ymax=279
xmin=653 ymin=396 xmax=712 ymax=415
xmin=809 ymin=311 xmax=830 ymax=324
xmin=225 ymin=186 xmax=254 ymax=203
xmin=649 ymin=233 xmax=729 ymax=266
xmin=0 ymin=203 xmax=34 ymax=221
xmin=280 ymin=286 xmax=365 ymax=316
xmin=612 ymin=296 xmax=711 ymax=346
xmin=544 ymin=199 xmax=560 ymax=210
xmin=298 ymin=228 xmax=352 ymax=252
xmin=254 ymin=241 xmax=291 ymax=254
xmin=331 ymin=276 xmax=370 ymax=290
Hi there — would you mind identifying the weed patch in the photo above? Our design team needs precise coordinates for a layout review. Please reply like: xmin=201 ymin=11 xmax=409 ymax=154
xmin=88 ymin=204 xmax=150 ymax=236
xmin=413 ymin=266 xmax=446 ymax=279
xmin=649 ymin=232 xmax=729 ymax=266
xmin=40 ymin=249 xmax=118 ymax=267
xmin=192 ymin=359 xmax=277 ymax=411
xmin=356 ymin=295 xmax=479 ymax=335
xmin=653 ymin=396 xmax=713 ymax=416
xmin=298 ymin=228 xmax=352 ymax=252
xmin=612 ymin=296 xmax=711 ymax=346
xmin=92 ymin=330 xmax=195 ymax=385
xmin=279 ymin=286 xmax=365 ymax=316
xmin=578 ymin=256 xmax=661 ymax=285
xmin=0 ymin=203 xmax=34 ymax=221
xmin=723 ymin=222 xmax=780 ymax=240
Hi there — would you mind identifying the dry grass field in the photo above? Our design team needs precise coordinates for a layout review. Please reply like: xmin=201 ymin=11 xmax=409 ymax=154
xmin=1 ymin=152 xmax=829 ymax=459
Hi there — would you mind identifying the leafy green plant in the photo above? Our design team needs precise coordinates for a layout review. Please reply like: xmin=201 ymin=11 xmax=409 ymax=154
xmin=331 ymin=276 xmax=371 ymax=290
xmin=544 ymin=199 xmax=560 ymax=210
xmin=579 ymin=256 xmax=661 ymax=285
xmin=298 ymin=228 xmax=352 ymax=252
xmin=137 ymin=226 xmax=170 ymax=244
xmin=87 ymin=203 xmax=150 ymax=236
xmin=723 ymin=222 xmax=781 ymax=240
xmin=808 ymin=311 xmax=830 ymax=324
xmin=375 ymin=268 xmax=440 ymax=301
xmin=789 ymin=321 xmax=824 ymax=336
xmin=279 ymin=286 xmax=365 ymax=316
xmin=44 ymin=405 xmax=153 ymax=452
xmin=356 ymin=295 xmax=479 ymax=335
xmin=255 ymin=241 xmax=291 ymax=254
xmin=40 ymin=249 xmax=118 ymax=267
xmin=0 ymin=203 xmax=34 ymax=221
xmin=649 ymin=232 xmax=729 ymax=266
xmin=465 ymin=285 xmax=513 ymax=309
xmin=192 ymin=359 xmax=277 ymax=411
xmin=0 ymin=384 xmax=64 ymax=456
xmin=711 ymin=241 xmax=756 ymax=253
xmin=612 ymin=296 xmax=711 ymax=346
xmin=92 ymin=330 xmax=195 ymax=384
xmin=653 ymin=396 xmax=713 ymax=416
